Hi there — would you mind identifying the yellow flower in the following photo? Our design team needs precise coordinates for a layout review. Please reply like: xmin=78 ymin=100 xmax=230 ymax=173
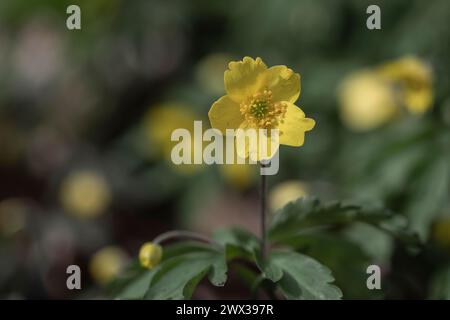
xmin=269 ymin=180 xmax=309 ymax=212
xmin=218 ymin=143 xmax=257 ymax=190
xmin=220 ymin=163 xmax=257 ymax=190
xmin=338 ymin=56 xmax=434 ymax=132
xmin=338 ymin=70 xmax=399 ymax=131
xmin=196 ymin=53 xmax=234 ymax=95
xmin=208 ymin=57 xmax=315 ymax=161
xmin=142 ymin=103 xmax=203 ymax=173
xmin=89 ymin=246 xmax=128 ymax=285
xmin=60 ymin=170 xmax=111 ymax=219
xmin=139 ymin=242 xmax=163 ymax=269
xmin=378 ymin=56 xmax=433 ymax=114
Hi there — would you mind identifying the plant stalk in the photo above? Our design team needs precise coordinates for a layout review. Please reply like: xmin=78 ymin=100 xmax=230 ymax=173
xmin=260 ymin=162 xmax=268 ymax=258
xmin=153 ymin=230 xmax=222 ymax=249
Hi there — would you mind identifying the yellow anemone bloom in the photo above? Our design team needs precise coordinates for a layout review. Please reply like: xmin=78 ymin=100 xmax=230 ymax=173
xmin=208 ymin=57 xmax=315 ymax=161
xmin=377 ymin=56 xmax=433 ymax=114
xmin=338 ymin=70 xmax=399 ymax=131
xmin=338 ymin=56 xmax=434 ymax=132
xmin=269 ymin=180 xmax=309 ymax=213
xmin=89 ymin=246 xmax=128 ymax=285
xmin=60 ymin=170 xmax=111 ymax=219
xmin=142 ymin=103 xmax=203 ymax=174
xmin=220 ymin=163 xmax=257 ymax=190
xmin=139 ymin=242 xmax=163 ymax=269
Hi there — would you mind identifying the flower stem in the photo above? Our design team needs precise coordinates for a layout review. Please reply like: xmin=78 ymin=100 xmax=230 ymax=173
xmin=153 ymin=230 xmax=222 ymax=249
xmin=260 ymin=162 xmax=268 ymax=258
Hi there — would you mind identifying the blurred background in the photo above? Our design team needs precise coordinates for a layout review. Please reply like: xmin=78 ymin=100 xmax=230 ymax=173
xmin=0 ymin=0 xmax=449 ymax=299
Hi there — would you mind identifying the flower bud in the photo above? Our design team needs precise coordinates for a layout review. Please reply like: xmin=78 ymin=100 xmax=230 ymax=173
xmin=139 ymin=242 xmax=163 ymax=269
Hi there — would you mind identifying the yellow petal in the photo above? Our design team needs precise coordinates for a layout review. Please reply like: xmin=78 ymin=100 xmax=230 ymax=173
xmin=224 ymin=57 xmax=267 ymax=102
xmin=264 ymin=65 xmax=301 ymax=103
xmin=404 ymin=86 xmax=433 ymax=114
xmin=235 ymin=121 xmax=280 ymax=162
xmin=278 ymin=102 xmax=315 ymax=147
xmin=208 ymin=95 xmax=244 ymax=133
xmin=377 ymin=56 xmax=434 ymax=114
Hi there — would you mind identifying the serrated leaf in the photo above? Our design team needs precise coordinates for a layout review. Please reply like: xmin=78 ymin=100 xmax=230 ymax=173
xmin=144 ymin=251 xmax=227 ymax=300
xmin=270 ymin=250 xmax=342 ymax=300
xmin=268 ymin=198 xmax=358 ymax=241
xmin=254 ymin=252 xmax=283 ymax=282
xmin=268 ymin=197 xmax=419 ymax=246
xmin=213 ymin=227 xmax=261 ymax=261
xmin=213 ymin=227 xmax=260 ymax=253
xmin=162 ymin=241 xmax=227 ymax=287
xmin=286 ymin=233 xmax=383 ymax=299
xmin=208 ymin=253 xmax=228 ymax=286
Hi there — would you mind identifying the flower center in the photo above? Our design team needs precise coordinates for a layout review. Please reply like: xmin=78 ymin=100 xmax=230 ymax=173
xmin=250 ymin=100 xmax=269 ymax=119
xmin=239 ymin=89 xmax=287 ymax=129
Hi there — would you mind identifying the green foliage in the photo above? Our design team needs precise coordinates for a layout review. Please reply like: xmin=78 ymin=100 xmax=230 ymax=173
xmin=429 ymin=265 xmax=450 ymax=299
xmin=269 ymin=197 xmax=419 ymax=246
xmin=270 ymin=250 xmax=343 ymax=300
xmin=116 ymin=243 xmax=226 ymax=300
xmin=114 ymin=197 xmax=418 ymax=300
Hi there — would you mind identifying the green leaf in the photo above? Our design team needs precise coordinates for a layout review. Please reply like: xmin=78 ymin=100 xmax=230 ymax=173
xmin=254 ymin=252 xmax=283 ymax=282
xmin=213 ymin=227 xmax=260 ymax=260
xmin=116 ymin=269 xmax=156 ymax=300
xmin=213 ymin=227 xmax=260 ymax=252
xmin=429 ymin=265 xmax=450 ymax=299
xmin=162 ymin=241 xmax=219 ymax=260
xmin=144 ymin=251 xmax=227 ymax=300
xmin=405 ymin=157 xmax=449 ymax=240
xmin=212 ymin=227 xmax=283 ymax=284
xmin=268 ymin=197 xmax=419 ymax=246
xmin=270 ymin=250 xmax=342 ymax=300
xmin=208 ymin=253 xmax=228 ymax=286
xmin=286 ymin=233 xmax=383 ymax=299
xmin=108 ymin=260 xmax=146 ymax=298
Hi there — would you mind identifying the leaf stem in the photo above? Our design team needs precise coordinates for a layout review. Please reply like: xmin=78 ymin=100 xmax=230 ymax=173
xmin=153 ymin=230 xmax=222 ymax=249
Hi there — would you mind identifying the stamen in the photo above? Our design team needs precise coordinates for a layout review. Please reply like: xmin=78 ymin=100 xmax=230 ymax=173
xmin=240 ymin=88 xmax=287 ymax=129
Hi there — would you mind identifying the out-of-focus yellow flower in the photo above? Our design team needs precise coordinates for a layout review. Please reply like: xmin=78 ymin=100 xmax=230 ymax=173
xmin=60 ymin=170 xmax=111 ymax=218
xmin=208 ymin=57 xmax=315 ymax=161
xmin=220 ymin=163 xmax=257 ymax=190
xmin=269 ymin=180 xmax=309 ymax=213
xmin=378 ymin=56 xmax=433 ymax=114
xmin=433 ymin=218 xmax=450 ymax=248
xmin=218 ymin=144 xmax=257 ymax=190
xmin=338 ymin=70 xmax=399 ymax=131
xmin=196 ymin=53 xmax=234 ymax=95
xmin=89 ymin=246 xmax=128 ymax=285
xmin=139 ymin=242 xmax=162 ymax=269
xmin=0 ymin=199 xmax=26 ymax=236
xmin=338 ymin=56 xmax=434 ymax=132
xmin=142 ymin=103 xmax=203 ymax=173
